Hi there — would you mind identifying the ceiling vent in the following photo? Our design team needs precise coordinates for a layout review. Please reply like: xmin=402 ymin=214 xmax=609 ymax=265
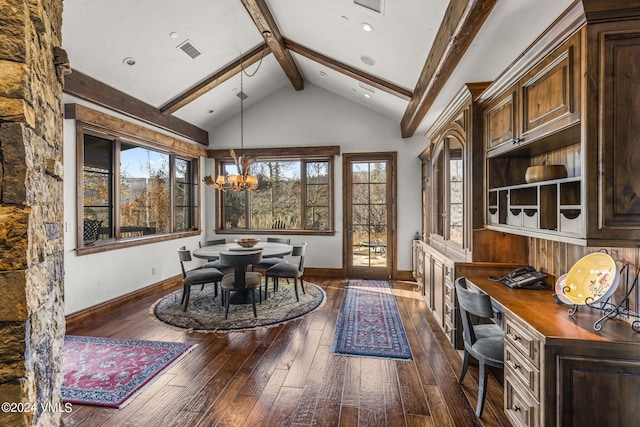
xmin=353 ymin=0 xmax=384 ymax=14
xmin=177 ymin=39 xmax=202 ymax=59
xmin=359 ymin=82 xmax=376 ymax=93
xmin=236 ymin=91 xmax=248 ymax=100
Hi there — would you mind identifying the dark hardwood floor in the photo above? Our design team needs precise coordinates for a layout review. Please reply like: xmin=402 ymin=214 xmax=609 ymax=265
xmin=62 ymin=277 xmax=511 ymax=427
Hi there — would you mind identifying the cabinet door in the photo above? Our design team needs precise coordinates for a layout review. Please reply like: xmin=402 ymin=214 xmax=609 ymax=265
xmin=520 ymin=31 xmax=581 ymax=141
xmin=553 ymin=352 xmax=640 ymax=427
xmin=485 ymin=88 xmax=518 ymax=152
xmin=422 ymin=252 xmax=433 ymax=308
xmin=589 ymin=21 xmax=640 ymax=241
xmin=432 ymin=258 xmax=445 ymax=327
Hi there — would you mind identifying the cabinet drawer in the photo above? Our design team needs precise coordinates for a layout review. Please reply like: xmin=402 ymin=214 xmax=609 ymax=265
xmin=505 ymin=316 xmax=541 ymax=368
xmin=444 ymin=281 xmax=454 ymax=305
xmin=443 ymin=319 xmax=456 ymax=344
xmin=444 ymin=301 xmax=456 ymax=326
xmin=505 ymin=377 xmax=540 ymax=427
xmin=506 ymin=344 xmax=540 ymax=401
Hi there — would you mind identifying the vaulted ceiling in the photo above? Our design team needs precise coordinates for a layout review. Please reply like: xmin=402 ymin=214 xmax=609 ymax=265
xmin=61 ymin=0 xmax=573 ymax=145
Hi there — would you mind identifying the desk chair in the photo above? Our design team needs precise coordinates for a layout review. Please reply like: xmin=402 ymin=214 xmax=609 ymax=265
xmin=219 ymin=251 xmax=263 ymax=319
xmin=455 ymin=276 xmax=505 ymax=417
xmin=265 ymin=242 xmax=306 ymax=301
xmin=178 ymin=247 xmax=223 ymax=312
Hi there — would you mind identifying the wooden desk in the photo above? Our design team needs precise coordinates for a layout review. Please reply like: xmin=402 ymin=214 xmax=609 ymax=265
xmin=463 ymin=274 xmax=640 ymax=427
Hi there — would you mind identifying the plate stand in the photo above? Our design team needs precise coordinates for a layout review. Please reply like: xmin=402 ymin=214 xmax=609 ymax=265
xmin=564 ymin=259 xmax=640 ymax=332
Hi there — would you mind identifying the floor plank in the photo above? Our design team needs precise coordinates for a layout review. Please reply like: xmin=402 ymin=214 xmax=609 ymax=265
xmin=61 ymin=277 xmax=510 ymax=427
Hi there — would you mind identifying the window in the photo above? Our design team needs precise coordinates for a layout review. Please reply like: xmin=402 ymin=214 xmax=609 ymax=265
xmin=217 ymin=157 xmax=333 ymax=233
xmin=80 ymin=129 xmax=199 ymax=249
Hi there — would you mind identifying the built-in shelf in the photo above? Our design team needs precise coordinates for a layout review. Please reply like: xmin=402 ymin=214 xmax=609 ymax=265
xmin=487 ymin=176 xmax=584 ymax=244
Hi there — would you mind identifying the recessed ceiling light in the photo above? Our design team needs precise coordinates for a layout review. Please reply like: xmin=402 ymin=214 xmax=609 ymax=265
xmin=361 ymin=22 xmax=374 ymax=32
xmin=363 ymin=93 xmax=371 ymax=98
xmin=169 ymin=32 xmax=178 ymax=39
xmin=319 ymin=71 xmax=327 ymax=78
xmin=360 ymin=55 xmax=375 ymax=66
xmin=122 ymin=57 xmax=136 ymax=66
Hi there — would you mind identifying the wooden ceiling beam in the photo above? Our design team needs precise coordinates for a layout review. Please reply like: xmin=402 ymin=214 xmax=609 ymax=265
xmin=285 ymin=39 xmax=413 ymax=101
xmin=400 ymin=0 xmax=498 ymax=138
xmin=240 ymin=0 xmax=304 ymax=91
xmin=160 ymin=43 xmax=271 ymax=115
xmin=63 ymin=68 xmax=209 ymax=145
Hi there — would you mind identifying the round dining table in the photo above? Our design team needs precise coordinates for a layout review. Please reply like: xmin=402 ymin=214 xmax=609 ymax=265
xmin=192 ymin=241 xmax=293 ymax=261
xmin=193 ymin=241 xmax=293 ymax=304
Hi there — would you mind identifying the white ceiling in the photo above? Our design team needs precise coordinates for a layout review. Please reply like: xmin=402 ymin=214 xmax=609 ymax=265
xmin=62 ymin=0 xmax=574 ymax=140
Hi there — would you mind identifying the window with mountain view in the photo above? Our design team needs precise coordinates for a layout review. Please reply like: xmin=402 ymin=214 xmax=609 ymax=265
xmin=81 ymin=132 xmax=198 ymax=248
xmin=218 ymin=157 xmax=333 ymax=233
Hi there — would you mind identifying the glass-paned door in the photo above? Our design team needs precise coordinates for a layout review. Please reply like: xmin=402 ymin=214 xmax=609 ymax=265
xmin=344 ymin=153 xmax=395 ymax=279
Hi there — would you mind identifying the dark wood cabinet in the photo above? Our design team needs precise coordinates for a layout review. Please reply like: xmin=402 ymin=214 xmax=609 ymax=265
xmin=464 ymin=273 xmax=640 ymax=427
xmin=586 ymin=18 xmax=640 ymax=242
xmin=480 ymin=2 xmax=640 ymax=246
xmin=520 ymin=31 xmax=581 ymax=142
xmin=485 ymin=87 xmax=518 ymax=152
xmin=416 ymin=84 xmax=528 ymax=349
xmin=485 ymin=31 xmax=581 ymax=158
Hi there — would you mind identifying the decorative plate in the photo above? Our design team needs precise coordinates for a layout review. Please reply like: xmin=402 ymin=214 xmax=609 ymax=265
xmin=563 ymin=253 xmax=619 ymax=305
xmin=554 ymin=273 xmax=573 ymax=304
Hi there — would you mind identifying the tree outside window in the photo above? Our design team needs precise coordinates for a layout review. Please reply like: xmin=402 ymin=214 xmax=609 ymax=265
xmin=81 ymin=132 xmax=198 ymax=247
xmin=218 ymin=158 xmax=332 ymax=232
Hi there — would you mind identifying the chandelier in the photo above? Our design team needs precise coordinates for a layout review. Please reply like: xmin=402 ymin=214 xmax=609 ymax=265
xmin=203 ymin=60 xmax=270 ymax=192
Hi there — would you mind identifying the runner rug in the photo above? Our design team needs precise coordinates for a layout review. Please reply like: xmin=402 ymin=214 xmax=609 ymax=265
xmin=61 ymin=336 xmax=196 ymax=408
xmin=332 ymin=280 xmax=412 ymax=360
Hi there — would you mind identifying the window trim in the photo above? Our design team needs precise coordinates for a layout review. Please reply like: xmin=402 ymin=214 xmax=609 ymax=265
xmin=210 ymin=146 xmax=339 ymax=235
xmin=74 ymin=122 xmax=201 ymax=255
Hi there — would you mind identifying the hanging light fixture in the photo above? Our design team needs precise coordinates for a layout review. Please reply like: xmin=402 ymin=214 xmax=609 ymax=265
xmin=203 ymin=60 xmax=270 ymax=192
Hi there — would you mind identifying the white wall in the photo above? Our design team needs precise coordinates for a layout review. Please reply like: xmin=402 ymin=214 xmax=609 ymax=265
xmin=63 ymin=96 xmax=209 ymax=315
xmin=63 ymin=84 xmax=425 ymax=314
xmin=206 ymin=84 xmax=425 ymax=270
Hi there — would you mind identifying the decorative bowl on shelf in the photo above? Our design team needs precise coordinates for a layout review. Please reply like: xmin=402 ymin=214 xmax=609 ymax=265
xmin=234 ymin=238 xmax=261 ymax=248
xmin=563 ymin=252 xmax=620 ymax=305
xmin=524 ymin=165 xmax=568 ymax=183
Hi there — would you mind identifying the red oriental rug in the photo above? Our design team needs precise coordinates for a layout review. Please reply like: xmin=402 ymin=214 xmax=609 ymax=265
xmin=332 ymin=280 xmax=412 ymax=360
xmin=61 ymin=335 xmax=196 ymax=408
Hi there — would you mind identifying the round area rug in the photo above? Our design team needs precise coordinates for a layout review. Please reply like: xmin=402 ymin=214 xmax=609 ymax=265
xmin=152 ymin=281 xmax=325 ymax=332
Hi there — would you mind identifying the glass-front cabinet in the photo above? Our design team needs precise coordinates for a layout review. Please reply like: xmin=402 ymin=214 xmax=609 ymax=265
xmin=414 ymin=83 xmax=528 ymax=350
xmin=421 ymin=86 xmax=475 ymax=260
xmin=431 ymin=135 xmax=465 ymax=251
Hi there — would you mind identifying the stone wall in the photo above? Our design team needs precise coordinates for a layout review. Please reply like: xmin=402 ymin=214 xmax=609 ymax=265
xmin=0 ymin=0 xmax=66 ymax=426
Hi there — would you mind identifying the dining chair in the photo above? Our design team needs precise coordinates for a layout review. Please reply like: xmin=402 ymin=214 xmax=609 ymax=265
xmin=219 ymin=251 xmax=263 ymax=319
xmin=252 ymin=237 xmax=291 ymax=272
xmin=199 ymin=239 xmax=232 ymax=271
xmin=265 ymin=242 xmax=306 ymax=301
xmin=455 ymin=276 xmax=505 ymax=418
xmin=178 ymin=247 xmax=224 ymax=312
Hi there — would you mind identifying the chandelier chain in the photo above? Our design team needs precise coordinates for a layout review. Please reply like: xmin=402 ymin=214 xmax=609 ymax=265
xmin=240 ymin=69 xmax=244 ymax=154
